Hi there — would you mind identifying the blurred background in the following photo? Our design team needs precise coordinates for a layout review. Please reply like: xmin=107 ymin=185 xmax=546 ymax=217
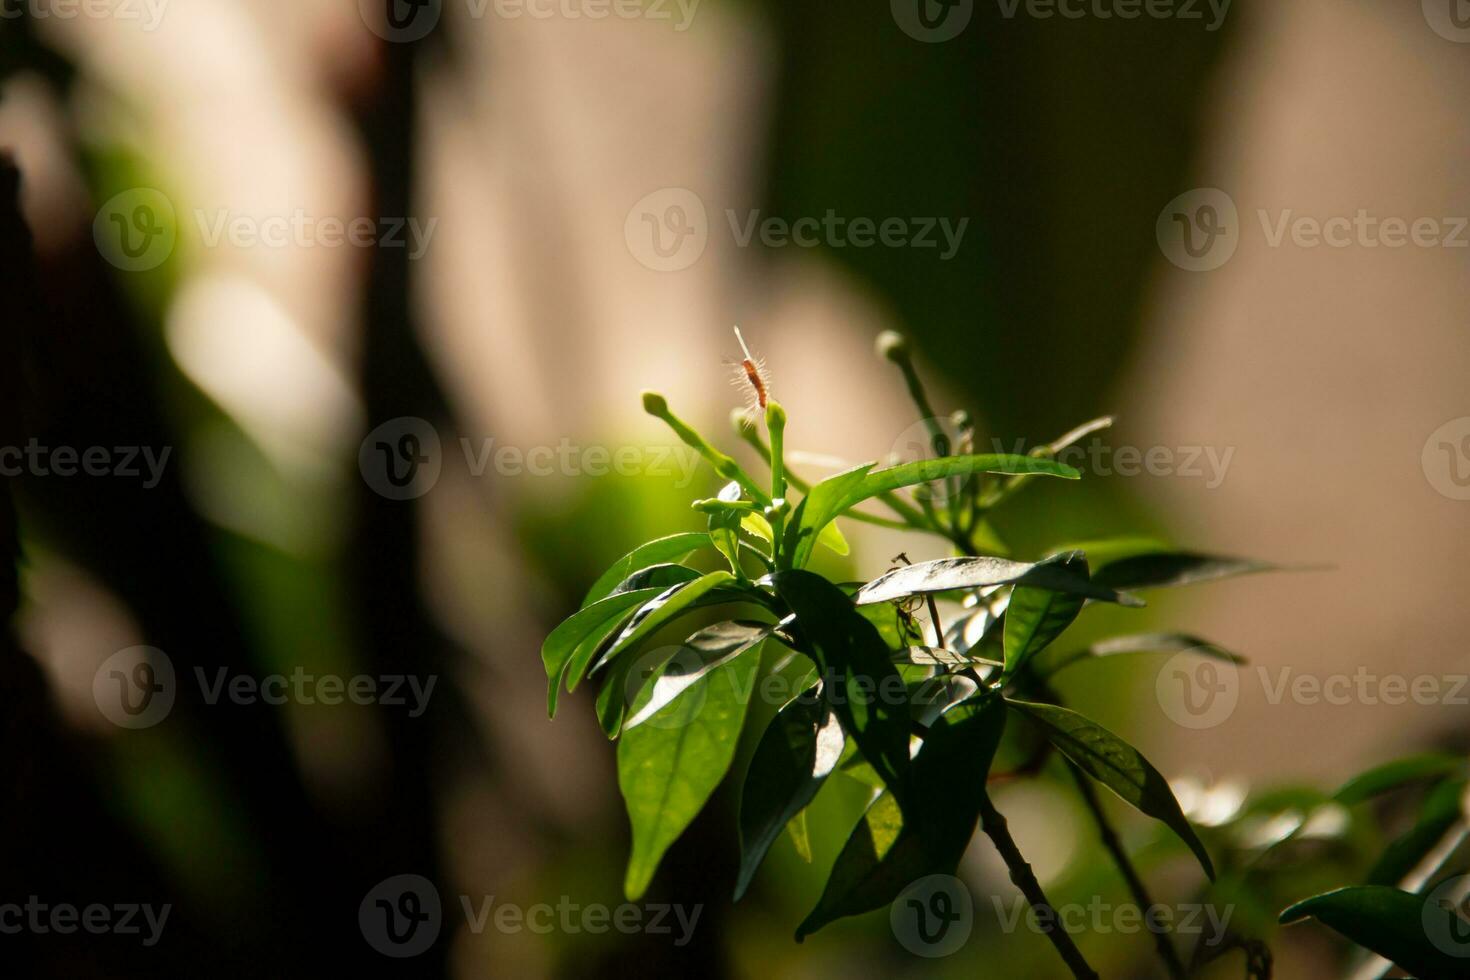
xmin=1 ymin=0 xmax=1468 ymax=976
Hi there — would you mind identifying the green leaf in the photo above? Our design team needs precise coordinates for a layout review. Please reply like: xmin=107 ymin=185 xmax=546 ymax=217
xmin=816 ymin=518 xmax=849 ymax=556
xmin=1003 ymin=554 xmax=1091 ymax=677
xmin=855 ymin=601 xmax=924 ymax=652
xmin=625 ymin=621 xmax=772 ymax=726
xmin=1280 ymin=886 xmax=1469 ymax=979
xmin=785 ymin=455 xmax=1080 ymax=567
xmin=1092 ymin=551 xmax=1277 ymax=591
xmin=582 ymin=532 xmax=710 ymax=606
xmin=1009 ymin=699 xmax=1214 ymax=879
xmin=855 ymin=553 xmax=1142 ymax=607
xmin=544 ymin=586 xmax=667 ymax=717
xmin=708 ymin=509 xmax=743 ymax=575
xmin=787 ymin=811 xmax=813 ymax=861
xmin=771 ymin=570 xmax=914 ymax=801
xmin=592 ymin=571 xmax=736 ymax=678
xmin=894 ymin=646 xmax=1002 ymax=671
xmin=1335 ymin=754 xmax=1468 ymax=805
xmin=607 ymin=562 xmax=703 ymax=595
xmin=796 ymin=697 xmax=1006 ymax=939
xmin=591 ymin=572 xmax=738 ymax=736
xmin=618 ymin=630 xmax=762 ymax=900
xmin=1037 ymin=632 xmax=1243 ymax=679
xmin=1365 ymin=778 xmax=1467 ymax=886
xmin=740 ymin=511 xmax=774 ymax=544
xmin=734 ymin=688 xmax=845 ymax=900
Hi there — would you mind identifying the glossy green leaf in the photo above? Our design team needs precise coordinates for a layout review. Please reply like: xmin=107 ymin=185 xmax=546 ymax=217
xmin=734 ymin=688 xmax=845 ymax=900
xmin=815 ymin=518 xmax=849 ymax=556
xmin=592 ymin=571 xmax=736 ymax=679
xmin=582 ymin=532 xmax=710 ymax=606
xmin=607 ymin=562 xmax=703 ymax=595
xmin=618 ymin=631 xmax=762 ymax=900
xmin=894 ymin=646 xmax=1002 ymax=671
xmin=708 ymin=509 xmax=743 ymax=575
xmin=1003 ymin=554 xmax=1091 ymax=677
xmin=796 ymin=697 xmax=1006 ymax=939
xmin=1009 ymin=699 xmax=1214 ymax=879
xmin=1038 ymin=632 xmax=1243 ymax=679
xmin=1280 ymin=886 xmax=1469 ymax=979
xmin=772 ymin=570 xmax=914 ymax=800
xmin=1092 ymin=551 xmax=1277 ymax=591
xmin=625 ymin=621 xmax=771 ymax=728
xmin=1335 ymin=754 xmax=1468 ymax=805
xmin=591 ymin=572 xmax=738 ymax=736
xmin=785 ymin=454 xmax=1080 ymax=567
xmin=544 ymin=586 xmax=667 ymax=717
xmin=855 ymin=553 xmax=1142 ymax=607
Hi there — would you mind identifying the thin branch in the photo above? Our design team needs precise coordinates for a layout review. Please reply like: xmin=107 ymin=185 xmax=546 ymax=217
xmin=978 ymin=791 xmax=1100 ymax=980
xmin=1066 ymin=759 xmax=1187 ymax=980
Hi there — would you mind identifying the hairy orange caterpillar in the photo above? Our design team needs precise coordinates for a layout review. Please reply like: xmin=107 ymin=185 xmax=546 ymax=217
xmin=727 ymin=326 xmax=772 ymax=419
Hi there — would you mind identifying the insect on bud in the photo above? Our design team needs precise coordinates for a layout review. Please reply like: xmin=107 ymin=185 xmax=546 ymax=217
xmin=765 ymin=400 xmax=787 ymax=432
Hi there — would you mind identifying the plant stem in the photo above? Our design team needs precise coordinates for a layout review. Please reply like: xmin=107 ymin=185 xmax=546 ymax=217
xmin=1066 ymin=760 xmax=1187 ymax=980
xmin=978 ymin=791 xmax=1100 ymax=980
